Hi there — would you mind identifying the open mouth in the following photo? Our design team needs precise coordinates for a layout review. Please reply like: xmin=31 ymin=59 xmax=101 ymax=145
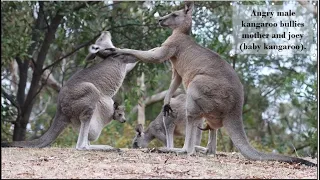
xmin=159 ymin=21 xmax=167 ymax=27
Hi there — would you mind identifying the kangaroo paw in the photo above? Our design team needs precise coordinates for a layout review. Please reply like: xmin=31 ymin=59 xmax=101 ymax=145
xmin=163 ymin=104 xmax=173 ymax=117
xmin=194 ymin=145 xmax=208 ymax=154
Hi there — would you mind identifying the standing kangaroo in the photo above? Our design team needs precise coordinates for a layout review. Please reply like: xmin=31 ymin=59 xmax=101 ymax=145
xmin=2 ymin=31 xmax=137 ymax=151
xmin=99 ymin=2 xmax=316 ymax=166
xmin=132 ymin=94 xmax=216 ymax=153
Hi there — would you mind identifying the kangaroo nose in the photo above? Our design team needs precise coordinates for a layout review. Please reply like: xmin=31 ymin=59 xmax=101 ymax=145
xmin=133 ymin=142 xmax=138 ymax=148
xmin=158 ymin=19 xmax=163 ymax=23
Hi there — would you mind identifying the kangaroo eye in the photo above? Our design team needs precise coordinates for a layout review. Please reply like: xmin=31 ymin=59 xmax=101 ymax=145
xmin=119 ymin=114 xmax=122 ymax=116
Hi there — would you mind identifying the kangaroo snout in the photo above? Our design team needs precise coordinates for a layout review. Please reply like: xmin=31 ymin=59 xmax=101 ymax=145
xmin=132 ymin=142 xmax=139 ymax=149
xmin=89 ymin=44 xmax=101 ymax=54
xmin=120 ymin=118 xmax=126 ymax=123
xmin=158 ymin=18 xmax=165 ymax=26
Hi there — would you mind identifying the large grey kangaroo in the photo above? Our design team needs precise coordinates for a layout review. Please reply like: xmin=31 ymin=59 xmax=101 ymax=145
xmin=99 ymin=2 xmax=316 ymax=166
xmin=2 ymin=31 xmax=137 ymax=151
xmin=132 ymin=94 xmax=217 ymax=154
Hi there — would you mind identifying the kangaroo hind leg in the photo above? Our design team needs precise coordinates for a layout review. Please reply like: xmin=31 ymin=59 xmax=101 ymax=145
xmin=76 ymin=106 xmax=94 ymax=150
xmin=206 ymin=129 xmax=217 ymax=155
xmin=195 ymin=128 xmax=217 ymax=155
xmin=76 ymin=106 xmax=119 ymax=152
xmin=158 ymin=93 xmax=202 ymax=155
xmin=163 ymin=116 xmax=175 ymax=148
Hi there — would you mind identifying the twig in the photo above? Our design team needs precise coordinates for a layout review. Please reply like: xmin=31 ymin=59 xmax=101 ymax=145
xmin=1 ymin=87 xmax=20 ymax=112
xmin=43 ymin=22 xmax=158 ymax=73
xmin=291 ymin=143 xmax=300 ymax=158
xmin=2 ymin=119 xmax=16 ymax=124
xmin=30 ymin=96 xmax=51 ymax=122
xmin=42 ymin=38 xmax=98 ymax=72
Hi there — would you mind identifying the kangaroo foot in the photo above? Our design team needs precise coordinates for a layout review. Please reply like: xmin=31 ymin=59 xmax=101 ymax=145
xmin=157 ymin=147 xmax=187 ymax=155
xmin=76 ymin=145 xmax=121 ymax=152
xmin=194 ymin=145 xmax=208 ymax=154
xmin=194 ymin=145 xmax=216 ymax=156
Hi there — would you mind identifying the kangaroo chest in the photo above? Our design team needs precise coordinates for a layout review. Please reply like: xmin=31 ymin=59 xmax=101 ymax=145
xmin=170 ymin=56 xmax=198 ymax=89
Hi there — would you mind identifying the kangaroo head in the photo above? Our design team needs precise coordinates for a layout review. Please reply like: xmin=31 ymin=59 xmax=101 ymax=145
xmin=86 ymin=31 xmax=115 ymax=61
xmin=113 ymin=102 xmax=126 ymax=123
xmin=158 ymin=1 xmax=194 ymax=34
xmin=132 ymin=124 xmax=148 ymax=148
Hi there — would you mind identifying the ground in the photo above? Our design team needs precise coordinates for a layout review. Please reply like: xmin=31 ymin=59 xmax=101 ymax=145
xmin=1 ymin=148 xmax=317 ymax=179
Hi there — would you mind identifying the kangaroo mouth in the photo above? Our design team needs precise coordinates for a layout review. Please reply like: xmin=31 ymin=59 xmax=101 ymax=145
xmin=159 ymin=21 xmax=168 ymax=27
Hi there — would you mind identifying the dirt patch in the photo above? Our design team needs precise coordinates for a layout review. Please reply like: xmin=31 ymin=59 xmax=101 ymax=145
xmin=1 ymin=148 xmax=317 ymax=179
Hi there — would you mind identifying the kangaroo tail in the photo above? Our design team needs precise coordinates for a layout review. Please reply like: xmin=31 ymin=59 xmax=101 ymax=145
xmin=223 ymin=114 xmax=316 ymax=167
xmin=2 ymin=113 xmax=69 ymax=148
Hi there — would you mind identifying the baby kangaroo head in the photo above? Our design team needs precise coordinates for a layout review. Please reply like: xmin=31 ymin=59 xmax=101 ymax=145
xmin=113 ymin=102 xmax=126 ymax=123
xmin=132 ymin=124 xmax=147 ymax=148
xmin=158 ymin=1 xmax=194 ymax=34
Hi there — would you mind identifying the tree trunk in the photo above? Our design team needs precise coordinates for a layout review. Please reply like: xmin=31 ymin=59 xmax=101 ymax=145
xmin=9 ymin=61 xmax=19 ymax=93
xmin=13 ymin=116 xmax=29 ymax=141
xmin=137 ymin=73 xmax=146 ymax=126
xmin=13 ymin=58 xmax=29 ymax=141
xmin=12 ymin=10 xmax=63 ymax=141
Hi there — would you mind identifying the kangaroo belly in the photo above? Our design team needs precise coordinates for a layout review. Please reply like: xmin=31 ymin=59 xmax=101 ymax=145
xmin=88 ymin=108 xmax=104 ymax=142
xmin=97 ymin=95 xmax=114 ymax=124
xmin=88 ymin=124 xmax=103 ymax=142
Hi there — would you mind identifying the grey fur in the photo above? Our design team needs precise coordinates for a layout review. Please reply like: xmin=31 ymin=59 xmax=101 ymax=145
xmin=100 ymin=3 xmax=316 ymax=166
xmin=4 ymin=31 xmax=136 ymax=151
xmin=132 ymin=94 xmax=204 ymax=149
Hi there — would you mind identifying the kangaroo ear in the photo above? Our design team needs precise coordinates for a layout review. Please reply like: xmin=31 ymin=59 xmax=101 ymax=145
xmin=184 ymin=1 xmax=194 ymax=15
xmin=113 ymin=102 xmax=119 ymax=109
xmin=135 ymin=124 xmax=143 ymax=134
xmin=118 ymin=105 xmax=125 ymax=111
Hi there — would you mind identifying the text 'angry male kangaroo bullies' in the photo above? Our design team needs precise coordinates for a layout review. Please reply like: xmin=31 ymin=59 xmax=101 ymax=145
xmin=2 ymin=31 xmax=137 ymax=151
xmin=97 ymin=2 xmax=316 ymax=166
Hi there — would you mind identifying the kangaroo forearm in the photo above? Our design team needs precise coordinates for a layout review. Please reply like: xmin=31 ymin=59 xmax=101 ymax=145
xmin=119 ymin=49 xmax=164 ymax=63
xmin=97 ymin=50 xmax=115 ymax=59
xmin=154 ymin=132 xmax=167 ymax=145
xmin=164 ymin=73 xmax=182 ymax=105
xmin=119 ymin=47 xmax=175 ymax=63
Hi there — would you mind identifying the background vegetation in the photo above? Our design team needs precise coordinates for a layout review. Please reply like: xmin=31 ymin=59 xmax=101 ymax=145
xmin=1 ymin=1 xmax=317 ymax=158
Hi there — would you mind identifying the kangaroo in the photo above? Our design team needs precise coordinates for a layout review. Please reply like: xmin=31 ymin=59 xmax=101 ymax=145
xmin=2 ymin=31 xmax=137 ymax=151
xmin=132 ymin=94 xmax=210 ymax=151
xmin=99 ymin=2 xmax=316 ymax=166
